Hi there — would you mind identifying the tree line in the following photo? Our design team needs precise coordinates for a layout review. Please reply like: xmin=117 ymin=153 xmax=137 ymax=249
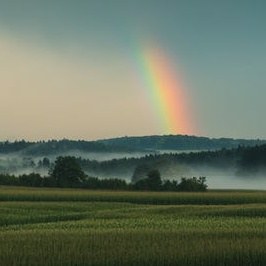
xmin=77 ymin=144 xmax=266 ymax=177
xmin=1 ymin=144 xmax=266 ymax=179
xmin=1 ymin=136 xmax=265 ymax=155
xmin=0 ymin=156 xmax=207 ymax=192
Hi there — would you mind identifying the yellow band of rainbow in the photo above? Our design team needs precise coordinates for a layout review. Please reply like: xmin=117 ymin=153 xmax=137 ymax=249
xmin=140 ymin=44 xmax=194 ymax=134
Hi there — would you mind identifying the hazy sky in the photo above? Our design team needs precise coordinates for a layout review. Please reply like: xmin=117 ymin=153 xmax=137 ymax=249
xmin=0 ymin=0 xmax=265 ymax=140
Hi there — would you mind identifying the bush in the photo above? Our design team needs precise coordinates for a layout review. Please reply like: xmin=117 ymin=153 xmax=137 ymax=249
xmin=177 ymin=176 xmax=207 ymax=192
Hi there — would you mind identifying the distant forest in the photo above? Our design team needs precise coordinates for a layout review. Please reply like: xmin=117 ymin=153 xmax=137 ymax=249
xmin=0 ymin=156 xmax=208 ymax=192
xmin=1 ymin=140 xmax=266 ymax=180
xmin=0 ymin=135 xmax=265 ymax=155
xmin=77 ymin=144 xmax=266 ymax=179
xmin=99 ymin=135 xmax=266 ymax=151
xmin=1 ymin=142 xmax=266 ymax=190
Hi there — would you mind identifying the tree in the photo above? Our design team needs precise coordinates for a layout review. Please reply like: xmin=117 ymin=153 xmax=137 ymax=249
xmin=133 ymin=169 xmax=162 ymax=191
xmin=131 ymin=164 xmax=152 ymax=184
xmin=177 ymin=176 xmax=207 ymax=192
xmin=50 ymin=156 xmax=86 ymax=187
xmin=146 ymin=169 xmax=162 ymax=190
xmin=18 ymin=173 xmax=43 ymax=187
xmin=37 ymin=157 xmax=50 ymax=169
xmin=162 ymin=179 xmax=178 ymax=191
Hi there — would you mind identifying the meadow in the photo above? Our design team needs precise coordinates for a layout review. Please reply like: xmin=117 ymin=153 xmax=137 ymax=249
xmin=0 ymin=186 xmax=266 ymax=265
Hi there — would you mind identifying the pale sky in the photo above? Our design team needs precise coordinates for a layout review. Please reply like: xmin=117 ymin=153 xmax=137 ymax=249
xmin=0 ymin=0 xmax=265 ymax=140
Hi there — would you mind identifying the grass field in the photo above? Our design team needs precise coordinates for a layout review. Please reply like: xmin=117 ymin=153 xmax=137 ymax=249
xmin=0 ymin=186 xmax=266 ymax=265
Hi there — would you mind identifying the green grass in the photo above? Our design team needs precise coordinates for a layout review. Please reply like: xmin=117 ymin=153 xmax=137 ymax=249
xmin=0 ymin=186 xmax=266 ymax=265
xmin=1 ymin=186 xmax=266 ymax=204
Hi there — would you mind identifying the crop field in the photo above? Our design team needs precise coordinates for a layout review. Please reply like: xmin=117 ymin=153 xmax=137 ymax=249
xmin=0 ymin=187 xmax=266 ymax=265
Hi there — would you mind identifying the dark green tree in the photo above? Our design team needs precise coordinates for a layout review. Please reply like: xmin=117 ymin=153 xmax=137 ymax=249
xmin=147 ymin=169 xmax=162 ymax=190
xmin=131 ymin=164 xmax=152 ymax=184
xmin=162 ymin=179 xmax=178 ymax=191
xmin=177 ymin=176 xmax=207 ymax=191
xmin=134 ymin=169 xmax=162 ymax=191
xmin=38 ymin=157 xmax=50 ymax=169
xmin=50 ymin=156 xmax=86 ymax=187
xmin=19 ymin=173 xmax=43 ymax=187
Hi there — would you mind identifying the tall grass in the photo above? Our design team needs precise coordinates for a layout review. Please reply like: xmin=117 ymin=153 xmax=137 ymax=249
xmin=1 ymin=186 xmax=266 ymax=205
xmin=0 ymin=187 xmax=266 ymax=265
xmin=1 ymin=230 xmax=266 ymax=266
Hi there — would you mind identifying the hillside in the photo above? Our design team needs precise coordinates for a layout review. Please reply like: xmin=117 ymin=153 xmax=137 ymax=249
xmin=99 ymin=135 xmax=266 ymax=151
xmin=0 ymin=139 xmax=135 ymax=155
xmin=1 ymin=141 xmax=266 ymax=189
xmin=1 ymin=135 xmax=265 ymax=155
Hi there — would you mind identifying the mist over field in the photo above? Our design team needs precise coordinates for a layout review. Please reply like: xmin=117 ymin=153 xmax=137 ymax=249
xmin=0 ymin=151 xmax=153 ymax=175
xmin=1 ymin=143 xmax=266 ymax=190
xmin=185 ymin=166 xmax=266 ymax=190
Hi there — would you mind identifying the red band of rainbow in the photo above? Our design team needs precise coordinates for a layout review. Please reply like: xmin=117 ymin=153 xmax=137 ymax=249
xmin=140 ymin=44 xmax=194 ymax=134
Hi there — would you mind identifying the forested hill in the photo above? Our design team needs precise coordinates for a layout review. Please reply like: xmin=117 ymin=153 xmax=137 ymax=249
xmin=0 ymin=139 xmax=133 ymax=155
xmin=98 ymin=135 xmax=266 ymax=151
xmin=77 ymin=144 xmax=266 ymax=179
xmin=0 ymin=135 xmax=265 ymax=155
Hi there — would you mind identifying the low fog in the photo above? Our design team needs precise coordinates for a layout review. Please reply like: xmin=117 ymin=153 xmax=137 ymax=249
xmin=1 ymin=150 xmax=266 ymax=190
xmin=0 ymin=150 xmax=154 ymax=176
xmin=207 ymin=175 xmax=266 ymax=190
xmin=53 ymin=150 xmax=153 ymax=161
xmin=186 ymin=167 xmax=266 ymax=190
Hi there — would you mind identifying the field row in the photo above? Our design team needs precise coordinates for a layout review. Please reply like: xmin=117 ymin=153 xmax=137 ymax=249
xmin=0 ymin=201 xmax=266 ymax=265
xmin=1 ymin=230 xmax=266 ymax=266
xmin=1 ymin=187 xmax=266 ymax=265
xmin=1 ymin=186 xmax=266 ymax=205
xmin=1 ymin=201 xmax=266 ymax=230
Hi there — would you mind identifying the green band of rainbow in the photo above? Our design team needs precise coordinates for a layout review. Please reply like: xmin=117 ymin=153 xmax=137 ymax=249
xmin=140 ymin=44 xmax=194 ymax=134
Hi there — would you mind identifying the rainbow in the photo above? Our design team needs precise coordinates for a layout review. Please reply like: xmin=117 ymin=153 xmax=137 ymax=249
xmin=140 ymin=44 xmax=194 ymax=135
